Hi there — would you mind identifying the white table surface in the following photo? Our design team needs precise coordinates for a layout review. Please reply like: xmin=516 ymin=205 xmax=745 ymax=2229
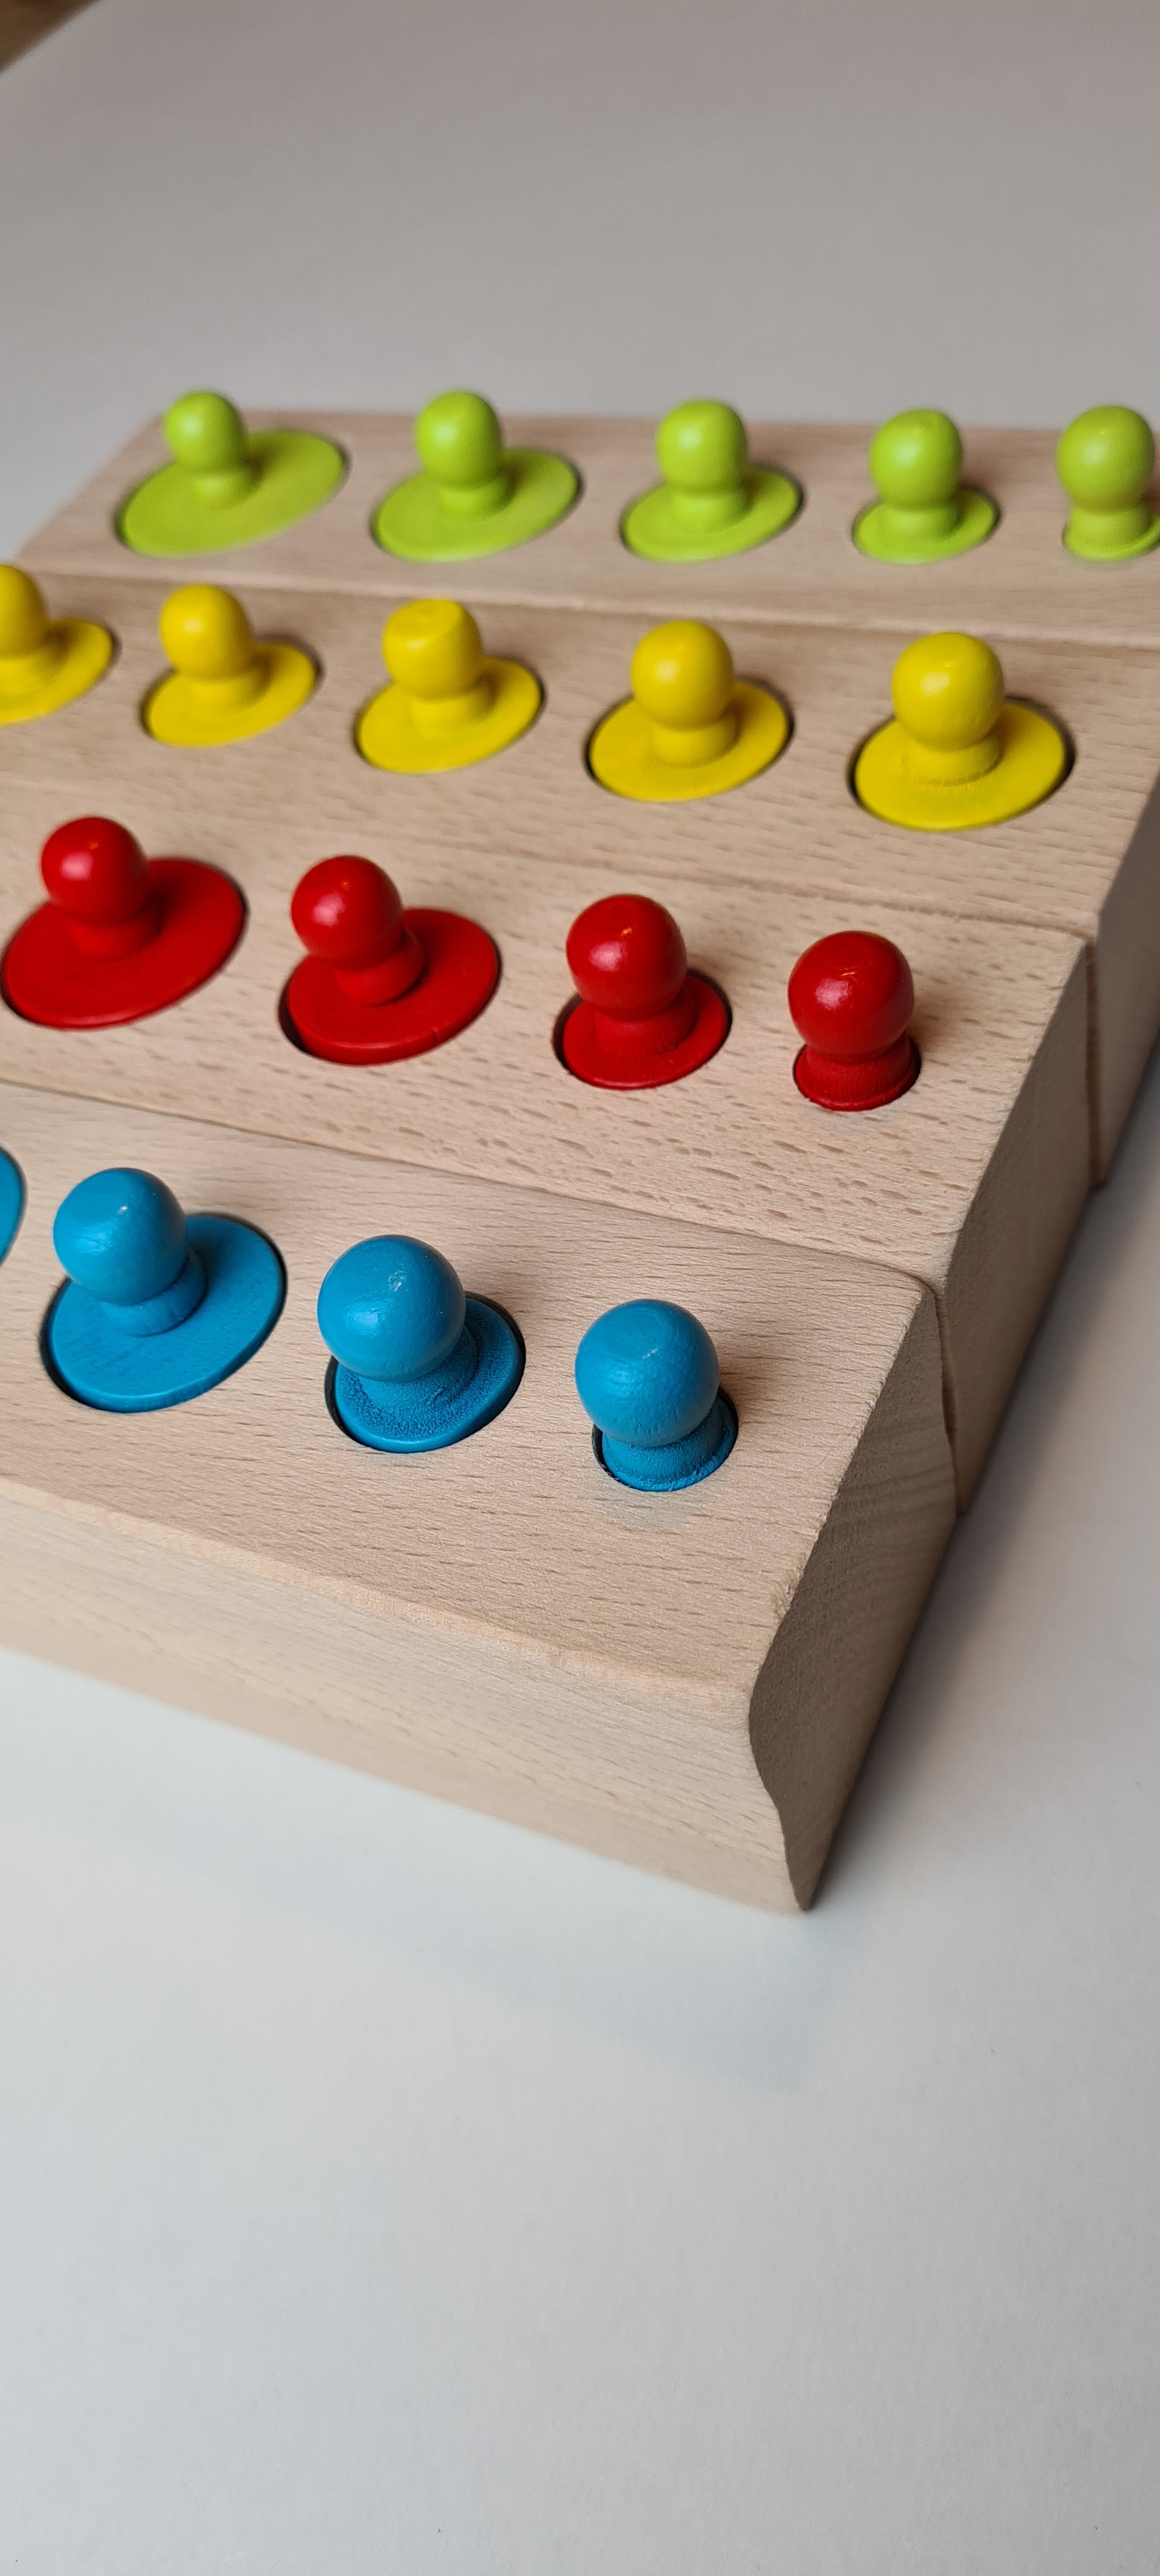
xmin=3 ymin=4 xmax=1159 ymax=2566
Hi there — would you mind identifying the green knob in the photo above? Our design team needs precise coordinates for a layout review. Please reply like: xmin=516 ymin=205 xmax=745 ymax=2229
xmin=871 ymin=409 xmax=961 ymax=511
xmin=656 ymin=400 xmax=748 ymax=533
xmin=164 ymin=390 xmax=255 ymax=507
xmin=622 ymin=397 xmax=798 ymax=562
xmin=1057 ymin=405 xmax=1159 ymax=558
xmin=869 ymin=409 xmax=962 ymax=544
xmin=855 ymin=406 xmax=997 ymax=562
xmin=415 ymin=390 xmax=508 ymax=519
xmin=657 ymin=400 xmax=747 ymax=492
xmin=375 ymin=390 xmax=576 ymax=560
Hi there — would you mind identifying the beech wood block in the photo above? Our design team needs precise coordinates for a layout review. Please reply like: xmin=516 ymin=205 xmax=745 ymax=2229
xmin=0 ymin=578 xmax=1154 ymax=1173
xmin=0 ymin=1084 xmax=954 ymax=1912
xmin=0 ymin=809 xmax=1088 ymax=1500
xmin=20 ymin=412 xmax=1160 ymax=650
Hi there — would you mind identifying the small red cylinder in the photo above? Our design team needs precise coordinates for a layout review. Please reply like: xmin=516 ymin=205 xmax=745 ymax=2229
xmin=560 ymin=891 xmax=728 ymax=1090
xmin=788 ymin=929 xmax=919 ymax=1111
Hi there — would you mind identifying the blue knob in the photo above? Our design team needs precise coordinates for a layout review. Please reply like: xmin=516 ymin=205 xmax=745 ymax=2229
xmin=47 ymin=1167 xmax=284 ymax=1411
xmin=317 ymin=1235 xmax=467 ymax=1383
xmin=0 ymin=1148 xmax=23 ymax=1264
xmin=575 ymin=1298 xmax=735 ymax=1492
xmin=317 ymin=1232 xmax=524 ymax=1455
xmin=576 ymin=1300 xmax=718 ymax=1444
xmin=53 ymin=1167 xmax=188 ymax=1307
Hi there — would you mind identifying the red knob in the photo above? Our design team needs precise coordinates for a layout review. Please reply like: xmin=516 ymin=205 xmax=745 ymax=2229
xmin=290 ymin=855 xmax=424 ymax=1004
xmin=40 ymin=816 xmax=157 ymax=959
xmin=291 ymin=854 xmax=402 ymax=967
xmin=566 ymin=893 xmax=689 ymax=1020
xmin=560 ymin=890 xmax=731 ymax=1088
xmin=567 ymin=896 xmax=691 ymax=1025
xmin=42 ymin=815 xmax=148 ymax=920
xmin=788 ymin=930 xmax=918 ymax=1111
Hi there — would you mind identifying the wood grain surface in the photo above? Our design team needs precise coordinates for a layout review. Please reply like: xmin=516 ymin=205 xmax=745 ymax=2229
xmin=0 ymin=805 xmax=1088 ymax=1500
xmin=0 ymin=572 xmax=1155 ymax=1171
xmin=21 ymin=411 xmax=1160 ymax=649
xmin=0 ymin=1084 xmax=954 ymax=1909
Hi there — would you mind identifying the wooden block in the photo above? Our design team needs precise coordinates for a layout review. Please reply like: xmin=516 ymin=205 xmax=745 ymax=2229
xmin=20 ymin=411 xmax=1160 ymax=649
xmin=0 ymin=575 xmax=1155 ymax=1173
xmin=0 ymin=1084 xmax=955 ymax=1911
xmin=0 ymin=798 xmax=1088 ymax=1501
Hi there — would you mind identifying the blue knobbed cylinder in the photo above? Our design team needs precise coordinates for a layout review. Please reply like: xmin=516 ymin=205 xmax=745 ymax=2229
xmin=52 ymin=1165 xmax=205 ymax=1333
xmin=0 ymin=1146 xmax=24 ymax=1265
xmin=574 ymin=1298 xmax=736 ymax=1491
xmin=319 ymin=1234 xmax=467 ymax=1381
xmin=317 ymin=1233 xmax=523 ymax=1453
xmin=47 ymin=1163 xmax=284 ymax=1414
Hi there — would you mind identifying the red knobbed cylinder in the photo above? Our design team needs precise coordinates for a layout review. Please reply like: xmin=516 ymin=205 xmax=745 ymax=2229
xmin=290 ymin=855 xmax=425 ymax=1004
xmin=561 ymin=891 xmax=728 ymax=1089
xmin=41 ymin=816 xmax=158 ymax=959
xmin=0 ymin=813 xmax=243 ymax=1031
xmin=281 ymin=853 xmax=499 ymax=1067
xmin=567 ymin=893 xmax=691 ymax=1027
xmin=788 ymin=929 xmax=919 ymax=1110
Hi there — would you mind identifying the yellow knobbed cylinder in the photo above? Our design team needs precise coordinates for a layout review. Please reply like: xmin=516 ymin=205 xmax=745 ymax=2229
xmin=158 ymin=585 xmax=266 ymax=712
xmin=383 ymin=599 xmax=493 ymax=735
xmin=0 ymin=565 xmax=64 ymax=698
xmin=145 ymin=583 xmax=316 ymax=746
xmin=0 ymin=564 xmax=112 ymax=725
xmin=630 ymin=621 xmax=738 ymax=766
xmin=356 ymin=595 xmax=541 ymax=774
xmin=853 ymin=625 xmax=1067 ymax=831
xmin=890 ymin=632 xmax=1004 ymax=785
xmin=588 ymin=615 xmax=790 ymax=803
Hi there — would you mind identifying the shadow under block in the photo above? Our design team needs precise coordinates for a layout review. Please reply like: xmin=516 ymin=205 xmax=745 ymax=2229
xmin=0 ymin=817 xmax=1088 ymax=1503
xmin=0 ymin=577 xmax=1156 ymax=1176
xmin=0 ymin=1085 xmax=956 ymax=1912
xmin=20 ymin=412 xmax=1160 ymax=650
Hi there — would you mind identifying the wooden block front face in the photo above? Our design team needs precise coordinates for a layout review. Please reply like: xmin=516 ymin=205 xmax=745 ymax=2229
xmin=20 ymin=412 xmax=1160 ymax=651
xmin=0 ymin=1086 xmax=954 ymax=1910
xmin=0 ymin=576 xmax=1156 ymax=1169
xmin=0 ymin=809 xmax=1088 ymax=1500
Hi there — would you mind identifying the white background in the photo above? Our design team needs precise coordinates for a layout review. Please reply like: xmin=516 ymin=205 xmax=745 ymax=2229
xmin=3 ymin=4 xmax=1160 ymax=2567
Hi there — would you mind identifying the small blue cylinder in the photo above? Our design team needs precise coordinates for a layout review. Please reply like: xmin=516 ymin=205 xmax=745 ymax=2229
xmin=575 ymin=1299 xmax=719 ymax=1447
xmin=575 ymin=1298 xmax=734 ymax=1492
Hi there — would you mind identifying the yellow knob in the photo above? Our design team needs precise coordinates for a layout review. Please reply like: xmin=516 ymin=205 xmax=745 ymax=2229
xmin=158 ymin=583 xmax=257 ymax=682
xmin=630 ymin=620 xmax=737 ymax=766
xmin=890 ymin=631 xmax=1004 ymax=784
xmin=632 ymin=620 xmax=733 ymax=726
xmin=384 ymin=599 xmax=484 ymax=698
xmin=146 ymin=584 xmax=313 ymax=746
xmin=383 ymin=599 xmax=491 ymax=734
xmin=0 ymin=565 xmax=50 ymax=659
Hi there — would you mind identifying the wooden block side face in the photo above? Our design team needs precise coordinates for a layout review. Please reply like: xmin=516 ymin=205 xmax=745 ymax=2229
xmin=937 ymin=944 xmax=1088 ymax=1500
xmin=20 ymin=413 xmax=1160 ymax=650
xmin=0 ymin=579 xmax=1154 ymax=1165
xmin=1083 ymin=771 xmax=1160 ymax=1174
xmin=0 ymin=1496 xmax=789 ymax=1908
xmin=0 ymin=803 xmax=1090 ymax=1494
xmin=750 ymin=1300 xmax=949 ymax=1904
xmin=0 ymin=1085 xmax=955 ymax=1908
